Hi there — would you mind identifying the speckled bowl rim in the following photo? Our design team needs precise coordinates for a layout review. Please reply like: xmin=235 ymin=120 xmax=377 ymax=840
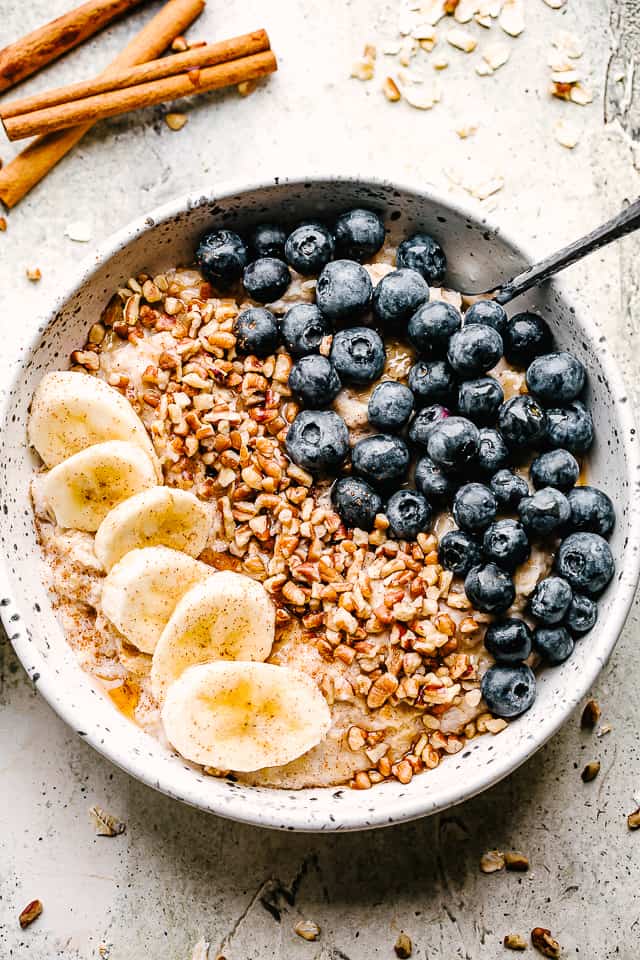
xmin=2 ymin=174 xmax=640 ymax=832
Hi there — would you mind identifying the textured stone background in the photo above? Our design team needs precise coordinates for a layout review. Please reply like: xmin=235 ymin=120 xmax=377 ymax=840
xmin=1 ymin=1 xmax=640 ymax=957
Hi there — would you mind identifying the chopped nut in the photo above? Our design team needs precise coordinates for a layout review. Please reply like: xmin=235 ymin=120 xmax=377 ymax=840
xmin=394 ymin=932 xmax=413 ymax=958
xmin=165 ymin=112 xmax=188 ymax=131
xmin=480 ymin=849 xmax=505 ymax=873
xmin=351 ymin=57 xmax=375 ymax=81
xmin=447 ymin=28 xmax=477 ymax=52
xmin=294 ymin=920 xmax=320 ymax=942
xmin=347 ymin=726 xmax=366 ymax=751
xmin=554 ymin=117 xmax=581 ymax=149
xmin=581 ymin=760 xmax=600 ymax=783
xmin=504 ymin=851 xmax=529 ymax=871
xmin=383 ymin=76 xmax=402 ymax=101
xmin=65 ymin=219 xmax=92 ymax=242
xmin=0 ymin=216 xmax=6 ymax=231
xmin=626 ymin=807 xmax=640 ymax=830
xmin=19 ymin=899 xmax=43 ymax=929
xmin=485 ymin=717 xmax=508 ymax=734
xmin=238 ymin=79 xmax=258 ymax=97
xmin=171 ymin=35 xmax=188 ymax=51
xmin=90 ymin=805 xmax=126 ymax=836
xmin=581 ymin=699 xmax=601 ymax=729
xmin=504 ymin=933 xmax=527 ymax=951
xmin=531 ymin=927 xmax=561 ymax=958
xmin=26 ymin=267 xmax=41 ymax=282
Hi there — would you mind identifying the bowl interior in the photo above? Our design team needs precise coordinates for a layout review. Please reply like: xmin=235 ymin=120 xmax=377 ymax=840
xmin=1 ymin=177 xmax=638 ymax=831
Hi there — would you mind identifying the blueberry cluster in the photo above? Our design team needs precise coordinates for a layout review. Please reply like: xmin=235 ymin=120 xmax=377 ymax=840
xmin=195 ymin=210 xmax=616 ymax=724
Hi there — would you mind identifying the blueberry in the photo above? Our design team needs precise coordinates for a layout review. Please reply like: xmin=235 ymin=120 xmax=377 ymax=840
xmin=352 ymin=434 xmax=410 ymax=488
xmin=408 ymin=360 xmax=456 ymax=406
xmin=284 ymin=222 xmax=334 ymax=275
xmin=407 ymin=301 xmax=461 ymax=356
xmin=285 ymin=410 xmax=349 ymax=475
xmin=281 ymin=304 xmax=330 ymax=358
xmin=368 ymin=381 xmax=414 ymax=432
xmin=331 ymin=476 xmax=382 ymax=532
xmin=408 ymin=404 xmax=450 ymax=447
xmin=485 ymin=618 xmax=532 ymax=664
xmin=503 ymin=311 xmax=552 ymax=366
xmin=482 ymin=663 xmax=536 ymax=718
xmin=288 ymin=355 xmax=341 ymax=408
xmin=453 ymin=483 xmax=497 ymax=533
xmin=250 ymin=223 xmax=287 ymax=260
xmin=242 ymin=257 xmax=291 ymax=303
xmin=476 ymin=428 xmax=509 ymax=475
xmin=427 ymin=416 xmax=479 ymax=472
xmin=465 ymin=563 xmax=515 ymax=614
xmin=519 ymin=487 xmax=570 ymax=537
xmin=438 ymin=530 xmax=483 ymax=575
xmin=526 ymin=352 xmax=586 ymax=405
xmin=234 ymin=307 xmax=280 ymax=357
xmin=196 ymin=229 xmax=248 ymax=287
xmin=530 ymin=576 xmax=573 ymax=624
xmin=498 ymin=395 xmax=547 ymax=448
xmin=458 ymin=377 xmax=504 ymax=425
xmin=533 ymin=626 xmax=574 ymax=665
xmin=567 ymin=486 xmax=615 ymax=537
xmin=415 ymin=455 xmax=458 ymax=503
xmin=530 ymin=449 xmax=579 ymax=492
xmin=316 ymin=260 xmax=373 ymax=323
xmin=334 ymin=208 xmax=385 ymax=262
xmin=447 ymin=323 xmax=503 ymax=378
xmin=372 ymin=269 xmax=429 ymax=328
xmin=564 ymin=593 xmax=598 ymax=635
xmin=386 ymin=489 xmax=433 ymax=540
xmin=546 ymin=400 xmax=594 ymax=455
xmin=397 ymin=232 xmax=446 ymax=284
xmin=489 ymin=469 xmax=529 ymax=510
xmin=464 ymin=300 xmax=508 ymax=336
xmin=555 ymin=532 xmax=615 ymax=596
xmin=330 ymin=327 xmax=385 ymax=384
xmin=482 ymin=519 xmax=530 ymax=571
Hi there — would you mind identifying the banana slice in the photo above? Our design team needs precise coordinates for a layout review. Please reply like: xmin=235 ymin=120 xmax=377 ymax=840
xmin=162 ymin=661 xmax=331 ymax=771
xmin=39 ymin=440 xmax=158 ymax=532
xmin=151 ymin=571 xmax=275 ymax=701
xmin=28 ymin=371 xmax=161 ymax=478
xmin=94 ymin=487 xmax=212 ymax=570
xmin=101 ymin=546 xmax=211 ymax=653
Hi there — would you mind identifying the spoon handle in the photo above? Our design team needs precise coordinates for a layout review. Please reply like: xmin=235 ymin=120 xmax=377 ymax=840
xmin=494 ymin=196 xmax=640 ymax=305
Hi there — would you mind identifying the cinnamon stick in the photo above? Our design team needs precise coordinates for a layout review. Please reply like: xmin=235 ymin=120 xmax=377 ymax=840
xmin=0 ymin=0 xmax=149 ymax=94
xmin=0 ymin=30 xmax=269 ymax=120
xmin=3 ymin=50 xmax=277 ymax=140
xmin=0 ymin=0 xmax=205 ymax=208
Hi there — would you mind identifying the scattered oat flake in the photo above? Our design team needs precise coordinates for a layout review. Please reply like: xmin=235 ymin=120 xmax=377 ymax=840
xmin=483 ymin=41 xmax=510 ymax=70
xmin=89 ymin=804 xmax=126 ymax=836
xmin=191 ymin=938 xmax=209 ymax=960
xmin=479 ymin=0 xmax=503 ymax=15
xmin=383 ymin=76 xmax=402 ymax=101
xmin=531 ymin=927 xmax=561 ymax=958
xmin=294 ymin=920 xmax=321 ymax=942
xmin=421 ymin=0 xmax=448 ymax=26
xmin=26 ymin=267 xmax=41 ymax=282
xmin=364 ymin=43 xmax=377 ymax=60
xmin=399 ymin=38 xmax=419 ymax=66
xmin=552 ymin=29 xmax=584 ymax=59
xmin=382 ymin=41 xmax=402 ymax=55
xmin=351 ymin=58 xmax=375 ymax=81
xmin=454 ymin=0 xmax=478 ymax=23
xmin=65 ymin=219 xmax=92 ymax=242
xmin=475 ymin=13 xmax=492 ymax=27
xmin=499 ymin=0 xmax=525 ymax=37
xmin=504 ymin=934 xmax=527 ymax=951
xmin=165 ymin=112 xmax=187 ymax=130
xmin=543 ymin=0 xmax=566 ymax=7
xmin=554 ymin=117 xmax=581 ymax=149
xmin=551 ymin=68 xmax=581 ymax=84
xmin=627 ymin=807 xmax=640 ymax=830
xmin=480 ymin=848 xmax=505 ymax=873
xmin=447 ymin=27 xmax=477 ymax=52
xmin=19 ymin=899 xmax=42 ymax=929
xmin=433 ymin=56 xmax=449 ymax=69
xmin=476 ymin=61 xmax=494 ymax=76
xmin=394 ymin=932 xmax=413 ymax=958
xmin=412 ymin=23 xmax=436 ymax=41
xmin=402 ymin=80 xmax=441 ymax=109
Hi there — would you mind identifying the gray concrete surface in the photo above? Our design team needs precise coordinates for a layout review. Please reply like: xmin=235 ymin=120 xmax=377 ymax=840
xmin=1 ymin=1 xmax=640 ymax=957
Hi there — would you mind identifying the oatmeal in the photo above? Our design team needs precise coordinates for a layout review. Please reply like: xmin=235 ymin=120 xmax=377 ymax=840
xmin=28 ymin=208 xmax=615 ymax=789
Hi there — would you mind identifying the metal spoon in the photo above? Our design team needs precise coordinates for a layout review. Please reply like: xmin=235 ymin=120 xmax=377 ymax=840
xmin=471 ymin=197 xmax=640 ymax=305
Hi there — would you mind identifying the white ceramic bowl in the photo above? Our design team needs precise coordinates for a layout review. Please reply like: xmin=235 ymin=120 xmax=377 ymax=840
xmin=2 ymin=176 xmax=639 ymax=832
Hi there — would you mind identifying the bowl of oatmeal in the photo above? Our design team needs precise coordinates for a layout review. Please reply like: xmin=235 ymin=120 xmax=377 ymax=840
xmin=1 ymin=176 xmax=639 ymax=832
